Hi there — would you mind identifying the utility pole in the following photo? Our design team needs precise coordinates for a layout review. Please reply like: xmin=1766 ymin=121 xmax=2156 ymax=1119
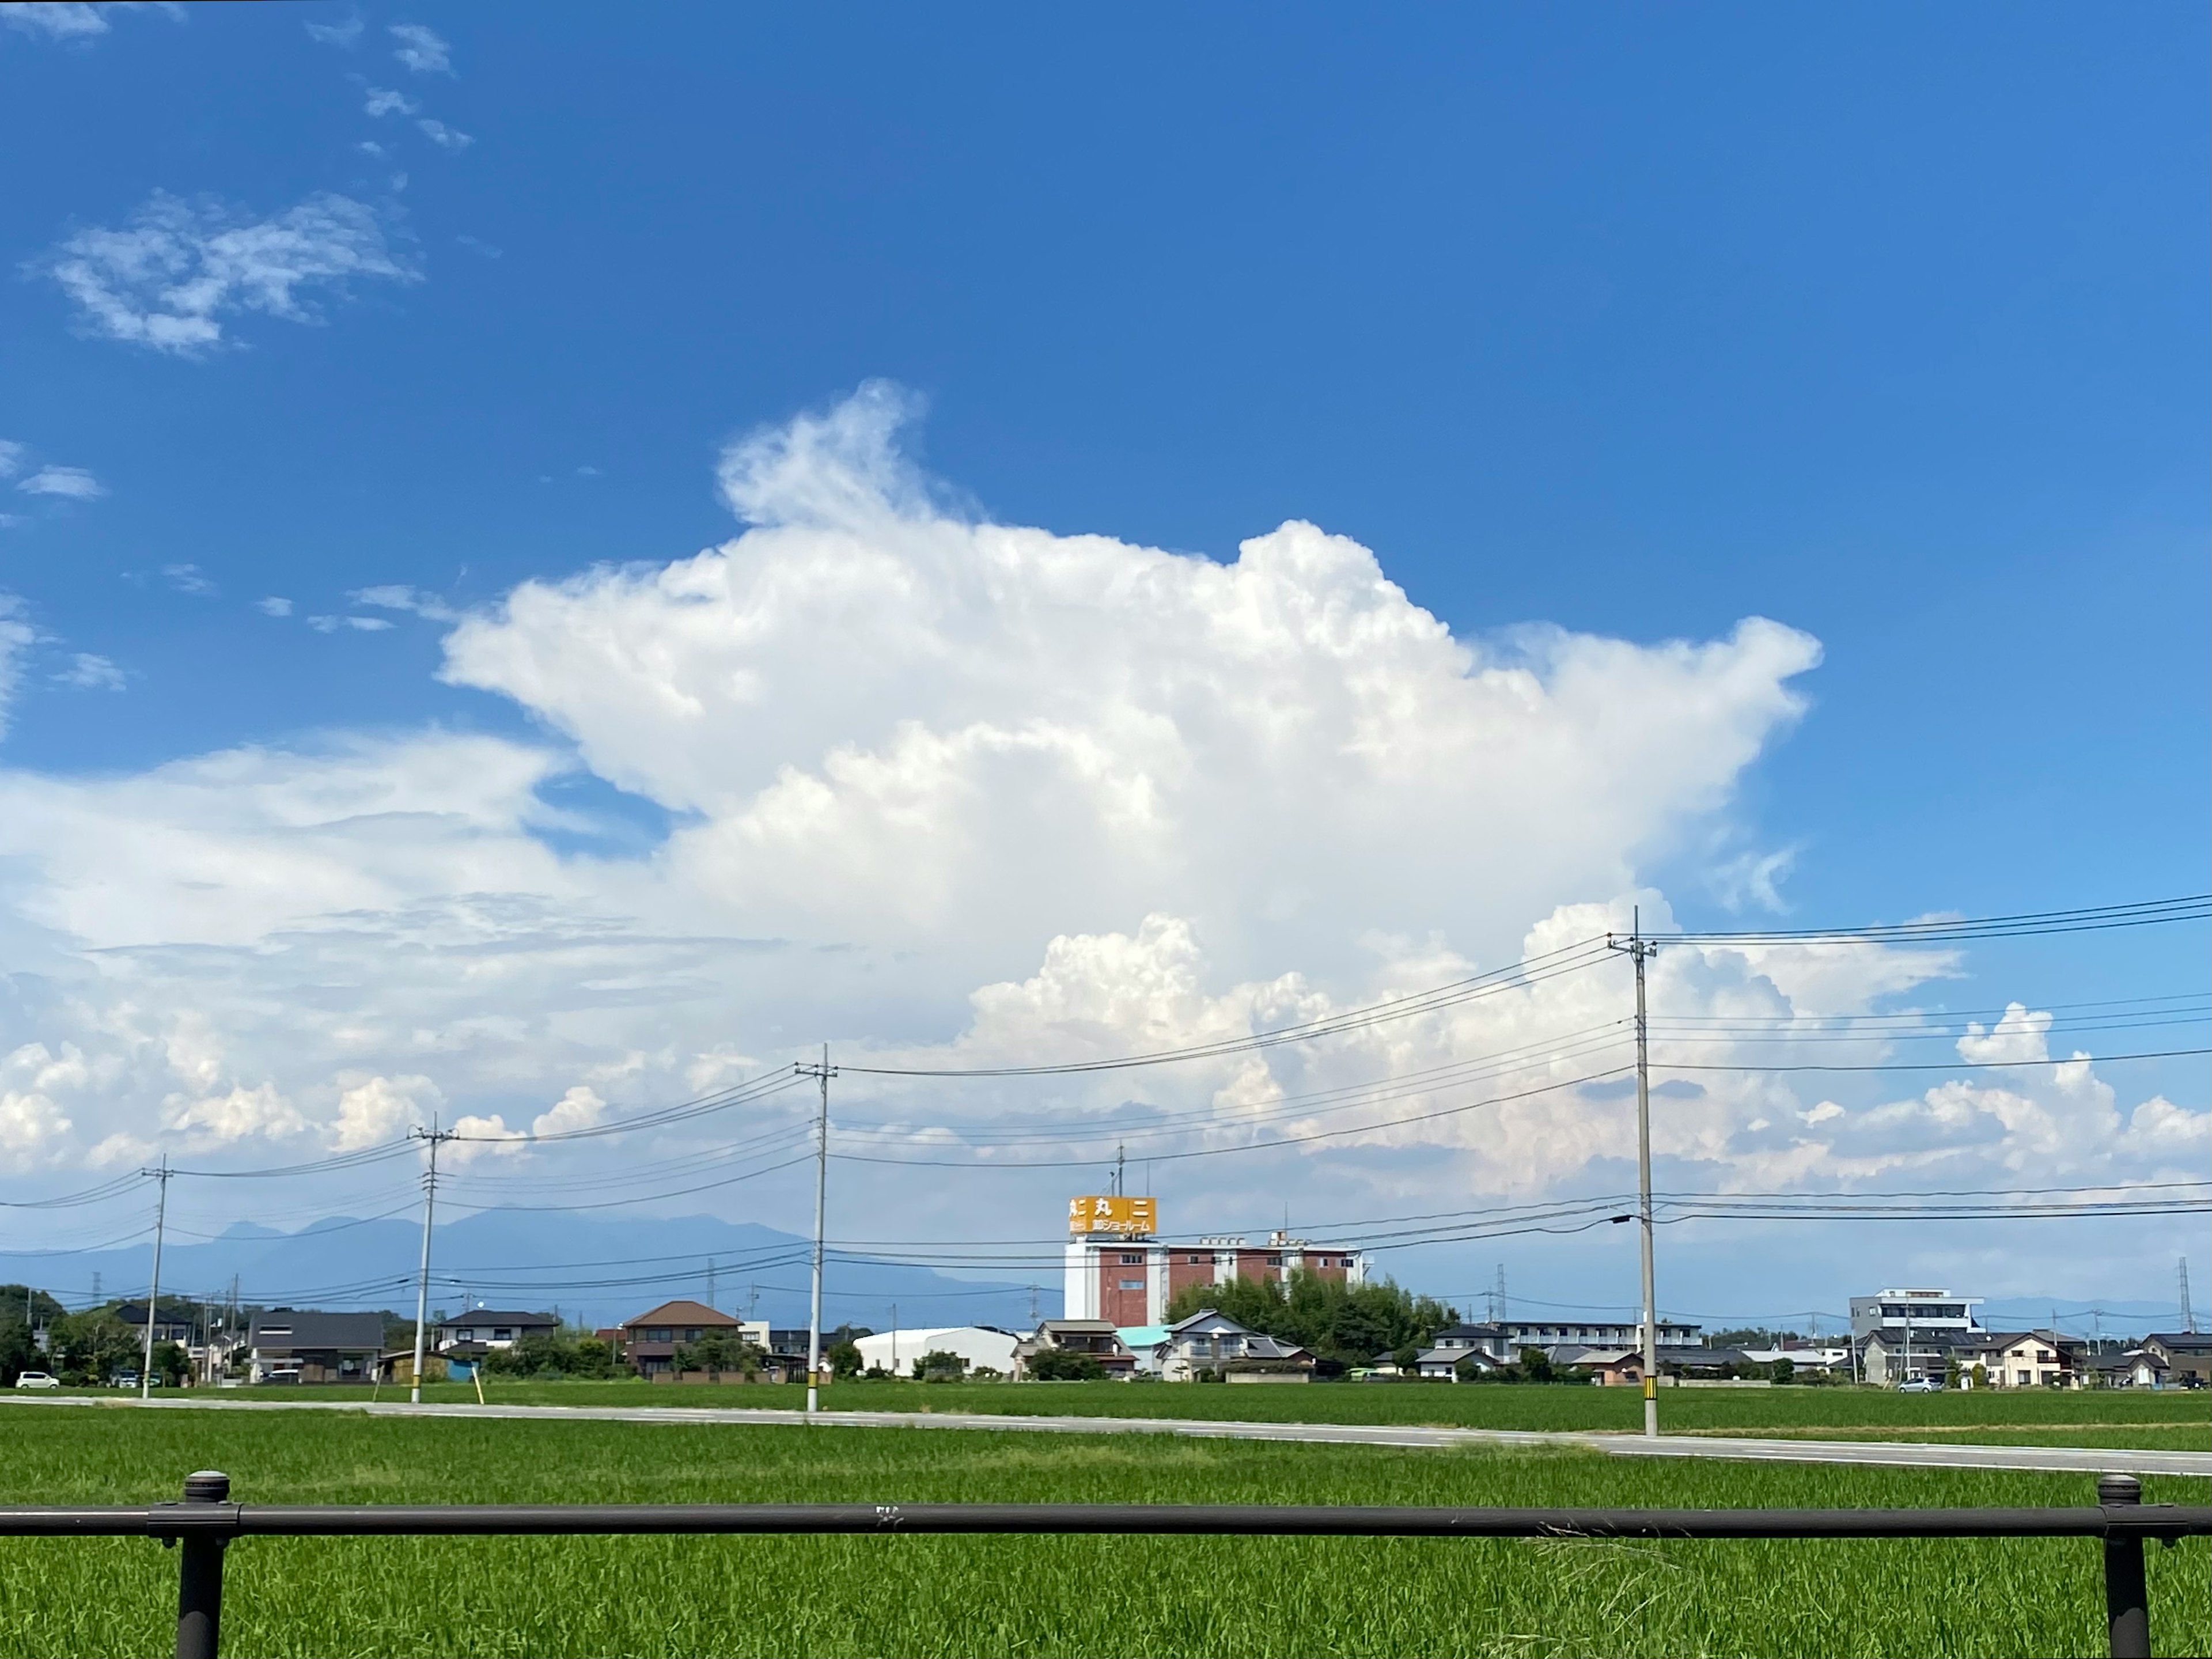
xmin=1114 ymin=1141 xmax=1126 ymax=1198
xmin=408 ymin=1121 xmax=457 ymax=1405
xmin=796 ymin=1047 xmax=836 ymax=1416
xmin=706 ymin=1257 xmax=717 ymax=1313
xmin=891 ymin=1303 xmax=899 ymax=1375
xmin=140 ymin=1156 xmax=170 ymax=1399
xmin=2181 ymin=1259 xmax=2196 ymax=1335
xmin=1608 ymin=910 xmax=1661 ymax=1438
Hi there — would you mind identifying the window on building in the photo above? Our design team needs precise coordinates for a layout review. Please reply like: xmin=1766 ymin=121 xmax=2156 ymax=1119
xmin=1184 ymin=1255 xmax=1206 ymax=1264
xmin=1120 ymin=1253 xmax=1143 ymax=1266
xmin=1119 ymin=1279 xmax=1145 ymax=1291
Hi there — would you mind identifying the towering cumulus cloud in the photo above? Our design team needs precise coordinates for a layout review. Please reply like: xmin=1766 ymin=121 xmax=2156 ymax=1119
xmin=0 ymin=383 xmax=2192 ymax=1256
xmin=444 ymin=382 xmax=1819 ymax=987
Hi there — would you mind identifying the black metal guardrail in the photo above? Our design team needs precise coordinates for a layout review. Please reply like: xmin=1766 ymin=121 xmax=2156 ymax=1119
xmin=0 ymin=1471 xmax=2202 ymax=1658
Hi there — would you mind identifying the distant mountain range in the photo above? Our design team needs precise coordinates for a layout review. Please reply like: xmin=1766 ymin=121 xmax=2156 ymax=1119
xmin=0 ymin=1209 xmax=1050 ymax=1334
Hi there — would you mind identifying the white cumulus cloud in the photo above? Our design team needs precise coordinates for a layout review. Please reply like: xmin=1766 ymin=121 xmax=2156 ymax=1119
xmin=17 ymin=465 xmax=102 ymax=499
xmin=388 ymin=21 xmax=450 ymax=74
xmin=55 ymin=653 xmax=125 ymax=691
xmin=0 ymin=384 xmax=2192 ymax=1309
xmin=40 ymin=190 xmax=417 ymax=355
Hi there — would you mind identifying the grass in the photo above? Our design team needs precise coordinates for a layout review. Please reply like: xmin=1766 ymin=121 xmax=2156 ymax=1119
xmin=137 ymin=1374 xmax=2211 ymax=1449
xmin=0 ymin=1406 xmax=2205 ymax=1657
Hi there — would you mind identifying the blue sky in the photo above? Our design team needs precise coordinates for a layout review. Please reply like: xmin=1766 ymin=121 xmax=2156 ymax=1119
xmin=0 ymin=4 xmax=2204 ymax=1323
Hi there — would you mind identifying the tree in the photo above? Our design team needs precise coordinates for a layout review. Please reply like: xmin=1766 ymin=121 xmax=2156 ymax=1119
xmin=151 ymin=1340 xmax=189 ymax=1387
xmin=0 ymin=1321 xmax=37 ymax=1385
xmin=672 ymin=1329 xmax=762 ymax=1378
xmin=1025 ymin=1348 xmax=1106 ymax=1381
xmin=913 ymin=1349 xmax=967 ymax=1382
xmin=1164 ymin=1270 xmax=1456 ymax=1370
xmin=1518 ymin=1346 xmax=1554 ymax=1384
xmin=1453 ymin=1354 xmax=1489 ymax=1384
xmin=1769 ymin=1357 xmax=1796 ymax=1385
xmin=827 ymin=1339 xmax=863 ymax=1379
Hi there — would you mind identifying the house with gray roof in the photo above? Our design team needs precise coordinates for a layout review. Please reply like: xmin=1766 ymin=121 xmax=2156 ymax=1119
xmin=246 ymin=1309 xmax=384 ymax=1384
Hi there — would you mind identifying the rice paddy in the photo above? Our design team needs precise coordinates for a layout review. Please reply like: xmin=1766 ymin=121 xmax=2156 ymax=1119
xmin=1 ymin=1403 xmax=2204 ymax=1657
xmin=151 ymin=1373 xmax=2212 ymax=1450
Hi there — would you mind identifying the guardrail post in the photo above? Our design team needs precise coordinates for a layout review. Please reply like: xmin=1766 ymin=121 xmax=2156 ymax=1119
xmin=2099 ymin=1473 xmax=2149 ymax=1659
xmin=175 ymin=1470 xmax=230 ymax=1659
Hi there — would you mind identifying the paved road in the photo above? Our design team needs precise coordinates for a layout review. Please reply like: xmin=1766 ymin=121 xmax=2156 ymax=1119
xmin=8 ymin=1393 xmax=2206 ymax=1477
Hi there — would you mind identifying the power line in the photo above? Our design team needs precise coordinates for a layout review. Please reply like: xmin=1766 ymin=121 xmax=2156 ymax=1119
xmin=839 ymin=937 xmax=1617 ymax=1077
xmin=1647 ymin=894 xmax=2210 ymax=946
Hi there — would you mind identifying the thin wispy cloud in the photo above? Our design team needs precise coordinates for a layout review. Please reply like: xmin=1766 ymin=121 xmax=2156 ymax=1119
xmin=351 ymin=584 xmax=459 ymax=622
xmin=0 ymin=441 xmax=23 ymax=478
xmin=388 ymin=22 xmax=451 ymax=74
xmin=255 ymin=597 xmax=294 ymax=618
xmin=17 ymin=465 xmax=103 ymax=499
xmin=55 ymin=653 xmax=126 ymax=691
xmin=37 ymin=190 xmax=418 ymax=355
xmin=162 ymin=563 xmax=214 ymax=596
xmin=0 ymin=595 xmax=33 ymax=739
xmin=306 ymin=614 xmax=393 ymax=632
xmin=416 ymin=118 xmax=473 ymax=151
xmin=303 ymin=14 xmax=362 ymax=47
xmin=363 ymin=86 xmax=418 ymax=118
xmin=1 ymin=2 xmax=111 ymax=40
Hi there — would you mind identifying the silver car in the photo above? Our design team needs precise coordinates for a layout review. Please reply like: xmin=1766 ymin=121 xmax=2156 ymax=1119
xmin=12 ymin=1371 xmax=61 ymax=1391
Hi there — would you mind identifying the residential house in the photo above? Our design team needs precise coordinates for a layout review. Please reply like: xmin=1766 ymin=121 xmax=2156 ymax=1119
xmin=1860 ymin=1328 xmax=1965 ymax=1387
xmin=618 ymin=1300 xmax=754 ymax=1378
xmin=2142 ymin=1332 xmax=2212 ymax=1388
xmin=115 ymin=1301 xmax=196 ymax=1346
xmin=1427 ymin=1319 xmax=1703 ymax=1365
xmin=246 ymin=1310 xmax=384 ymax=1384
xmin=1547 ymin=1345 xmax=1760 ymax=1385
xmin=1115 ymin=1324 xmax=1173 ymax=1377
xmin=1154 ymin=1309 xmax=1312 ymax=1381
xmin=434 ymin=1309 xmax=562 ymax=1353
xmin=1015 ymin=1319 xmax=1139 ymax=1378
xmin=1955 ymin=1331 xmax=2083 ymax=1389
xmin=2092 ymin=1349 xmax=2169 ymax=1390
xmin=1412 ymin=1345 xmax=1502 ymax=1380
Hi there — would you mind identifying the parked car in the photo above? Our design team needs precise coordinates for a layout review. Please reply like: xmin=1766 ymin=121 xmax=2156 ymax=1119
xmin=111 ymin=1372 xmax=139 ymax=1389
xmin=1896 ymin=1376 xmax=1942 ymax=1393
xmin=12 ymin=1371 xmax=60 ymax=1390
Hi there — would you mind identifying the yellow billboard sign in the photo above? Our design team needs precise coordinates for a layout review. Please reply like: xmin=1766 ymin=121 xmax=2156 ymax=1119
xmin=1068 ymin=1195 xmax=1157 ymax=1236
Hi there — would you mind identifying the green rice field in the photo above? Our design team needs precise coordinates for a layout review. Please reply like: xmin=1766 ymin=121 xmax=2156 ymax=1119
xmin=107 ymin=1374 xmax=2210 ymax=1449
xmin=0 ymin=1405 xmax=2204 ymax=1657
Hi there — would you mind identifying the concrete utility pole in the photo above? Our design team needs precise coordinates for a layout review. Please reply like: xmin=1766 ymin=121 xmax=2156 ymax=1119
xmin=1609 ymin=911 xmax=1661 ymax=1438
xmin=408 ymin=1121 xmax=458 ymax=1404
xmin=2180 ymin=1258 xmax=2196 ymax=1335
xmin=140 ymin=1156 xmax=170 ymax=1399
xmin=796 ymin=1046 xmax=837 ymax=1416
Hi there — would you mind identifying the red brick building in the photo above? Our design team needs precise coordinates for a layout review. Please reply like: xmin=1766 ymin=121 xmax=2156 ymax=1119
xmin=1061 ymin=1196 xmax=1363 ymax=1324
